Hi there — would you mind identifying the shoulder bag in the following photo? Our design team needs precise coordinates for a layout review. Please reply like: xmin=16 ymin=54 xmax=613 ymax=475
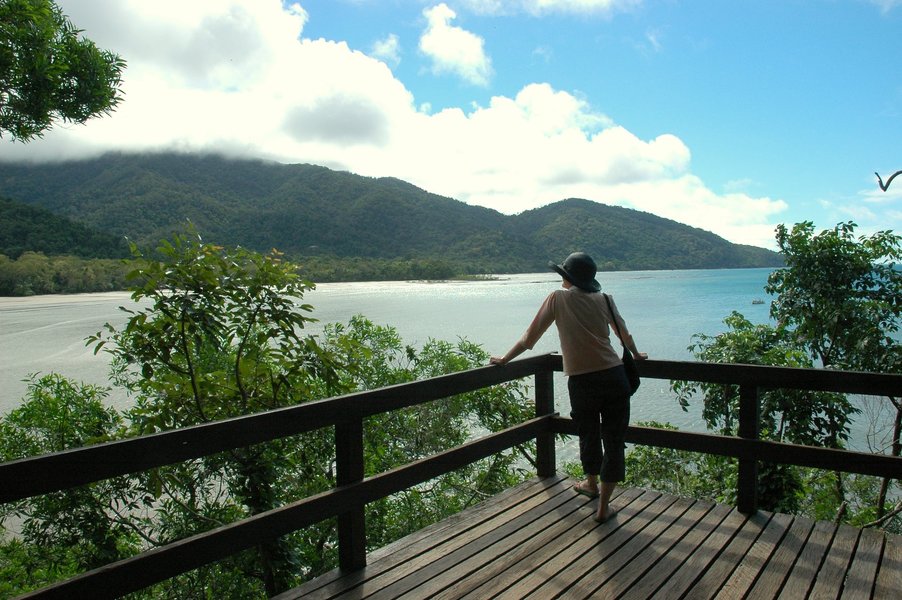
xmin=604 ymin=293 xmax=640 ymax=395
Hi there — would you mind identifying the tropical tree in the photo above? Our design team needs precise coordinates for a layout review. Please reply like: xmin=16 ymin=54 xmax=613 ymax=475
xmin=87 ymin=228 xmax=344 ymax=596
xmin=79 ymin=227 xmax=533 ymax=595
xmin=0 ymin=0 xmax=125 ymax=141
xmin=624 ymin=221 xmax=901 ymax=528
xmin=766 ymin=221 xmax=901 ymax=524
xmin=652 ymin=221 xmax=901 ymax=527
xmin=0 ymin=374 xmax=138 ymax=576
xmin=664 ymin=313 xmax=854 ymax=513
xmin=766 ymin=221 xmax=901 ymax=372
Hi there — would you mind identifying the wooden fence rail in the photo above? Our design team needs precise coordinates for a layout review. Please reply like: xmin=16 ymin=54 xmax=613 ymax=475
xmin=2 ymin=355 xmax=900 ymax=599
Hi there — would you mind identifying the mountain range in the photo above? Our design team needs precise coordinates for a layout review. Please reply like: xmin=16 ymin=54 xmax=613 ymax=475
xmin=0 ymin=152 xmax=782 ymax=273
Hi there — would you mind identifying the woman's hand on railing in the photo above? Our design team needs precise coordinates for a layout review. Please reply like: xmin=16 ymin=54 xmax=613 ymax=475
xmin=490 ymin=341 xmax=526 ymax=366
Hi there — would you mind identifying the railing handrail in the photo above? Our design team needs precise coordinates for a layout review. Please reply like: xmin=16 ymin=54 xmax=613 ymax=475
xmin=0 ymin=353 xmax=556 ymax=504
xmin=3 ymin=356 xmax=900 ymax=599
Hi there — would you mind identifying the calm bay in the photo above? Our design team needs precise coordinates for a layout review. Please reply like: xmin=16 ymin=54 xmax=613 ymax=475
xmin=1 ymin=267 xmax=888 ymax=451
xmin=0 ymin=268 xmax=772 ymax=424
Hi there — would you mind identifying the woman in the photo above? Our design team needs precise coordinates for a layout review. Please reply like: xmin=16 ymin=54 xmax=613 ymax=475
xmin=490 ymin=252 xmax=647 ymax=522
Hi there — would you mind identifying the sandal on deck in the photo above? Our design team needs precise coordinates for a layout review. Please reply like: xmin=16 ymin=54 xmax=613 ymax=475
xmin=573 ymin=480 xmax=599 ymax=498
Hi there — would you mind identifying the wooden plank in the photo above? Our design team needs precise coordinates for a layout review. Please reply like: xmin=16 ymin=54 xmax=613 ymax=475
xmin=582 ymin=496 xmax=704 ymax=598
xmin=281 ymin=484 xmax=894 ymax=600
xmin=491 ymin=489 xmax=664 ymax=600
xmin=682 ymin=510 xmax=773 ymax=599
xmin=873 ymin=532 xmax=902 ymax=600
xmin=715 ymin=512 xmax=793 ymax=599
xmin=841 ymin=527 xmax=884 ymax=600
xmin=391 ymin=491 xmax=591 ymax=598
xmin=745 ymin=516 xmax=815 ymax=599
xmin=807 ymin=523 xmax=859 ymax=599
xmin=416 ymin=487 xmax=602 ymax=600
xmin=368 ymin=477 xmax=559 ymax=563
xmin=534 ymin=370 xmax=556 ymax=478
xmin=777 ymin=519 xmax=837 ymax=600
xmin=273 ymin=477 xmax=566 ymax=600
xmin=620 ymin=502 xmax=733 ymax=600
xmin=336 ymin=419 xmax=366 ymax=570
xmin=7 ymin=357 xmax=897 ymax=503
xmin=522 ymin=492 xmax=682 ymax=599
xmin=359 ymin=478 xmax=585 ymax=600
xmin=737 ymin=384 xmax=761 ymax=515
xmin=650 ymin=507 xmax=750 ymax=599
xmin=454 ymin=487 xmax=645 ymax=600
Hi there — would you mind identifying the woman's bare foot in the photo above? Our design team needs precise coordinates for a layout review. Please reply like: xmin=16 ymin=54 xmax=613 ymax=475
xmin=573 ymin=479 xmax=599 ymax=498
xmin=594 ymin=504 xmax=617 ymax=523
xmin=594 ymin=481 xmax=618 ymax=522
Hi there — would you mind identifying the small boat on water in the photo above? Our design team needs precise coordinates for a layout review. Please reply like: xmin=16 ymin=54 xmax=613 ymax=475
xmin=752 ymin=299 xmax=765 ymax=305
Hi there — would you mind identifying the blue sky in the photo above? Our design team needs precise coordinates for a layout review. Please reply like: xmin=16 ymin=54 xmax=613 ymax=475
xmin=1 ymin=0 xmax=900 ymax=250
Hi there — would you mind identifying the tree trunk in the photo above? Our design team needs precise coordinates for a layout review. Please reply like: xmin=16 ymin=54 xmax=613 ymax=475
xmin=876 ymin=398 xmax=901 ymax=520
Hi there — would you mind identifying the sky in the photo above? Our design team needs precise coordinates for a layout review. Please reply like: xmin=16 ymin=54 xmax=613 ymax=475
xmin=1 ymin=0 xmax=901 ymax=251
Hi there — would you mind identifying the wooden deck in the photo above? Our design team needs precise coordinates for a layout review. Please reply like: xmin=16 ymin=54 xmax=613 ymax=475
xmin=276 ymin=476 xmax=901 ymax=600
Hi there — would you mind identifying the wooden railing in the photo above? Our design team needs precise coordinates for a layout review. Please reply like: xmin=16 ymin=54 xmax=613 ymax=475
xmin=1 ymin=355 xmax=900 ymax=599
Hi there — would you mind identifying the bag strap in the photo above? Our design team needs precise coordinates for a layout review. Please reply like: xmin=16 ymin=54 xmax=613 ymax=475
xmin=603 ymin=293 xmax=625 ymax=346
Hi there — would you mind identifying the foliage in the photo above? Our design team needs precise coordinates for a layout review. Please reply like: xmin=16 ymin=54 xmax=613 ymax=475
xmin=0 ymin=536 xmax=81 ymax=598
xmin=0 ymin=0 xmax=125 ymax=141
xmin=621 ymin=422 xmax=737 ymax=502
xmin=674 ymin=312 xmax=855 ymax=448
xmin=297 ymin=254 xmax=459 ymax=283
xmin=319 ymin=316 xmax=533 ymax=550
xmin=0 ymin=252 xmax=130 ymax=295
xmin=667 ymin=312 xmax=853 ymax=513
xmin=650 ymin=221 xmax=901 ymax=527
xmin=0 ymin=374 xmax=140 ymax=576
xmin=0 ymin=196 xmax=129 ymax=260
xmin=766 ymin=221 xmax=902 ymax=529
xmin=0 ymin=227 xmax=540 ymax=596
xmin=766 ymin=221 xmax=902 ymax=373
xmin=86 ymin=227 xmax=344 ymax=595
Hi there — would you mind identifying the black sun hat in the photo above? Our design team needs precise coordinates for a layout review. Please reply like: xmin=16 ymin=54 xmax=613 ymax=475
xmin=549 ymin=252 xmax=601 ymax=292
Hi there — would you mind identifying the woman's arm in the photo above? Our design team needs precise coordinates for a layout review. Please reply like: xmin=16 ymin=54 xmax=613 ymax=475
xmin=491 ymin=293 xmax=556 ymax=365
xmin=490 ymin=341 xmax=527 ymax=365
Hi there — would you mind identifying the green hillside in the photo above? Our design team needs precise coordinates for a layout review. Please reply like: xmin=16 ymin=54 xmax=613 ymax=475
xmin=0 ymin=152 xmax=783 ymax=273
xmin=0 ymin=196 xmax=128 ymax=259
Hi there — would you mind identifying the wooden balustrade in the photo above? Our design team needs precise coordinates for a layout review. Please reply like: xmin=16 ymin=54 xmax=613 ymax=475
xmin=1 ymin=355 xmax=899 ymax=599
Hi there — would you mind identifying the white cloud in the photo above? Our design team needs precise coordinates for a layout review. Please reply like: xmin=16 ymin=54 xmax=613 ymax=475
xmin=460 ymin=0 xmax=642 ymax=17
xmin=371 ymin=33 xmax=401 ymax=67
xmin=0 ymin=0 xmax=788 ymax=249
xmin=644 ymin=28 xmax=664 ymax=52
xmin=419 ymin=3 xmax=493 ymax=86
xmin=869 ymin=0 xmax=902 ymax=14
xmin=723 ymin=178 xmax=755 ymax=194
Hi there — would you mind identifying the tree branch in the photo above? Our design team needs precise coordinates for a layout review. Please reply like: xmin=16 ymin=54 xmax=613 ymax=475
xmin=863 ymin=500 xmax=902 ymax=528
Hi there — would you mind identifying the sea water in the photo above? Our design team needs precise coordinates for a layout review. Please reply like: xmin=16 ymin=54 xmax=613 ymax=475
xmin=0 ymin=268 xmax=890 ymax=451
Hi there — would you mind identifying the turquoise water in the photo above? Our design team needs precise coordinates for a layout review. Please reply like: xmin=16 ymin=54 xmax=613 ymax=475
xmin=0 ymin=268 xmax=774 ymax=431
xmin=2 ymin=267 xmax=893 ymax=452
xmin=303 ymin=268 xmax=777 ymax=432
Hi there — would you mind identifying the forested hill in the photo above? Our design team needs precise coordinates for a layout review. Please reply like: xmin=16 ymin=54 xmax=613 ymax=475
xmin=0 ymin=152 xmax=782 ymax=273
xmin=0 ymin=196 xmax=128 ymax=259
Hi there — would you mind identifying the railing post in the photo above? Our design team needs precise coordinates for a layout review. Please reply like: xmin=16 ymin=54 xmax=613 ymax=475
xmin=535 ymin=370 xmax=556 ymax=478
xmin=737 ymin=384 xmax=760 ymax=514
xmin=335 ymin=419 xmax=366 ymax=570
